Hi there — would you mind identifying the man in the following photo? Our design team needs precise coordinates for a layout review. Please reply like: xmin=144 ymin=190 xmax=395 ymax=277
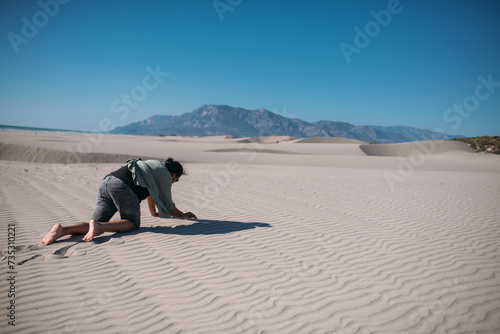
xmin=42 ymin=158 xmax=197 ymax=245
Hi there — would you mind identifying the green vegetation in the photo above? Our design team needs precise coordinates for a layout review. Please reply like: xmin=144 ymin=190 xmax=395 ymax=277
xmin=451 ymin=136 xmax=500 ymax=154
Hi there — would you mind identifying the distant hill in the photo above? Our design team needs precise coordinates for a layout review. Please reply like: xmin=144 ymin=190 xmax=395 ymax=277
xmin=109 ymin=104 xmax=457 ymax=143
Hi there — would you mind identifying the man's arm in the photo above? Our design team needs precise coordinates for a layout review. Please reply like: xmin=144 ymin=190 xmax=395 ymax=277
xmin=169 ymin=207 xmax=197 ymax=220
xmin=146 ymin=196 xmax=159 ymax=217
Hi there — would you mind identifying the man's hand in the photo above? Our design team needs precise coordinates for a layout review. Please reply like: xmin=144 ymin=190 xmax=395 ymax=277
xmin=170 ymin=207 xmax=197 ymax=220
xmin=183 ymin=212 xmax=197 ymax=220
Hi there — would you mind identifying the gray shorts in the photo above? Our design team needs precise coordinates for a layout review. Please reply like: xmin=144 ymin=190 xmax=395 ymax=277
xmin=91 ymin=175 xmax=141 ymax=228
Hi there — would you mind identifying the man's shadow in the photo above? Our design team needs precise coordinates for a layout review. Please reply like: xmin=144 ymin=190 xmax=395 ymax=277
xmin=92 ymin=219 xmax=271 ymax=244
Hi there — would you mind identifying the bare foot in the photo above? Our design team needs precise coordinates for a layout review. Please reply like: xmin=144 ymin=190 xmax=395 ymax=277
xmin=82 ymin=220 xmax=102 ymax=242
xmin=42 ymin=224 xmax=64 ymax=245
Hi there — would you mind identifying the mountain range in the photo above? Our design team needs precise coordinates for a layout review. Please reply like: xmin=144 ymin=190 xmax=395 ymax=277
xmin=109 ymin=105 xmax=457 ymax=143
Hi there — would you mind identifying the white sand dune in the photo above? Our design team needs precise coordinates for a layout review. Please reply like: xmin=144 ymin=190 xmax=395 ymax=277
xmin=0 ymin=142 xmax=159 ymax=164
xmin=206 ymin=148 xmax=303 ymax=155
xmin=294 ymin=137 xmax=368 ymax=144
xmin=1 ymin=130 xmax=500 ymax=333
xmin=3 ymin=131 xmax=497 ymax=171
xmin=360 ymin=140 xmax=476 ymax=157
xmin=237 ymin=136 xmax=297 ymax=143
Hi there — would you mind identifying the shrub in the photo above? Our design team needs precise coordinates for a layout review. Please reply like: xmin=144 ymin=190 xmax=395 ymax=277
xmin=451 ymin=136 xmax=500 ymax=154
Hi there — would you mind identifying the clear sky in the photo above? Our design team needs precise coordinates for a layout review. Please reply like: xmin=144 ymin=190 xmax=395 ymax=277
xmin=1 ymin=0 xmax=499 ymax=137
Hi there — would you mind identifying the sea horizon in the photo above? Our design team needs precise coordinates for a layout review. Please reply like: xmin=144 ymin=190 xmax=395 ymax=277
xmin=0 ymin=124 xmax=92 ymax=134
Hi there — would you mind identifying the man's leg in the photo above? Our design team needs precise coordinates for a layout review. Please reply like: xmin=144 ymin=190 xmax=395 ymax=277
xmin=42 ymin=222 xmax=89 ymax=245
xmin=42 ymin=175 xmax=140 ymax=245
xmin=42 ymin=219 xmax=137 ymax=244
xmin=42 ymin=175 xmax=116 ymax=245
xmin=82 ymin=219 xmax=136 ymax=242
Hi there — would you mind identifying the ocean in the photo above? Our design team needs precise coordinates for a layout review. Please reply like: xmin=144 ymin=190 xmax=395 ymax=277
xmin=0 ymin=124 xmax=91 ymax=134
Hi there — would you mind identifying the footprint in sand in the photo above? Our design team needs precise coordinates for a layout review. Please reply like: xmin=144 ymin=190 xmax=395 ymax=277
xmin=4 ymin=243 xmax=87 ymax=265
xmin=0 ymin=244 xmax=42 ymax=257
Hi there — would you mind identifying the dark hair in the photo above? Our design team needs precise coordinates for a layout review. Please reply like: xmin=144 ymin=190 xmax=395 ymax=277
xmin=164 ymin=157 xmax=185 ymax=176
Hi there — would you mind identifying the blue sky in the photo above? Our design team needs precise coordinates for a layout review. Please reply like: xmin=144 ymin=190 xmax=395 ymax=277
xmin=1 ymin=0 xmax=499 ymax=137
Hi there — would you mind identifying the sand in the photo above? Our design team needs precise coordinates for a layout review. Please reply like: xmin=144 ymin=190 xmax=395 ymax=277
xmin=1 ymin=130 xmax=500 ymax=333
xmin=359 ymin=140 xmax=477 ymax=157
